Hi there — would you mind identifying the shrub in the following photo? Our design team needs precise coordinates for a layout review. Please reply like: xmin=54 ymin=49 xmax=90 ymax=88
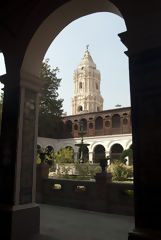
xmin=109 ymin=160 xmax=133 ymax=181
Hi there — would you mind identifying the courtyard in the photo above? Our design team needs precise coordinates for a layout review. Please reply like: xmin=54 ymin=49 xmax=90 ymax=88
xmin=34 ymin=204 xmax=134 ymax=240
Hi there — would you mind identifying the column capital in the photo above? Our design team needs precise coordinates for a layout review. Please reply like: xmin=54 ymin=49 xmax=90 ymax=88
xmin=119 ymin=30 xmax=161 ymax=57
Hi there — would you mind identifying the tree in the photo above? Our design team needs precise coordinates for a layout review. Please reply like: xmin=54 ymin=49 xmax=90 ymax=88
xmin=38 ymin=59 xmax=64 ymax=138
xmin=120 ymin=148 xmax=133 ymax=165
xmin=54 ymin=147 xmax=74 ymax=164
xmin=37 ymin=145 xmax=54 ymax=166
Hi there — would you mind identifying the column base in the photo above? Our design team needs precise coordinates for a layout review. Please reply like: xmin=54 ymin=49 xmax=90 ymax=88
xmin=0 ymin=203 xmax=40 ymax=240
xmin=129 ymin=228 xmax=161 ymax=240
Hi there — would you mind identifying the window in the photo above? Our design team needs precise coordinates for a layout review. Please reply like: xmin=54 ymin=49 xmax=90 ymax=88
xmin=123 ymin=118 xmax=128 ymax=125
xmin=74 ymin=124 xmax=78 ymax=130
xmin=105 ymin=121 xmax=110 ymax=127
xmin=79 ymin=82 xmax=82 ymax=88
xmin=78 ymin=106 xmax=83 ymax=112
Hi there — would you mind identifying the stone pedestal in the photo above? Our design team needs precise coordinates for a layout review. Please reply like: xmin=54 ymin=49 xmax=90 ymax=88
xmin=1 ymin=204 xmax=40 ymax=240
xmin=36 ymin=163 xmax=49 ymax=202
xmin=95 ymin=172 xmax=112 ymax=200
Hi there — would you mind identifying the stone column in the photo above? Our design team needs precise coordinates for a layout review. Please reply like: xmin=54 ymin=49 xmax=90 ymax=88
xmin=119 ymin=27 xmax=161 ymax=239
xmin=0 ymin=70 xmax=42 ymax=240
xmin=74 ymin=151 xmax=78 ymax=162
xmin=105 ymin=151 xmax=110 ymax=165
xmin=88 ymin=151 xmax=93 ymax=163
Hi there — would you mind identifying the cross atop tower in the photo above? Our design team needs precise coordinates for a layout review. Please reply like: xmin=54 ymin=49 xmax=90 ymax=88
xmin=86 ymin=44 xmax=89 ymax=50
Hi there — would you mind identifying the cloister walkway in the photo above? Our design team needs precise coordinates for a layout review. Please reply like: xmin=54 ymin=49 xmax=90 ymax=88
xmin=33 ymin=204 xmax=134 ymax=240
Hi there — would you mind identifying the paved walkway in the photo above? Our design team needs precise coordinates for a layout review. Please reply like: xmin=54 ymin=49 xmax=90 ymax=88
xmin=34 ymin=204 xmax=134 ymax=240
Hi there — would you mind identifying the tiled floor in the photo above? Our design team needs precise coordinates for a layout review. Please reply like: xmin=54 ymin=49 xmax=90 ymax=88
xmin=34 ymin=204 xmax=134 ymax=240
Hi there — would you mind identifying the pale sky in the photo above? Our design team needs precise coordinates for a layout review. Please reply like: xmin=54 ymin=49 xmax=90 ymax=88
xmin=0 ymin=12 xmax=130 ymax=115
xmin=44 ymin=12 xmax=130 ymax=115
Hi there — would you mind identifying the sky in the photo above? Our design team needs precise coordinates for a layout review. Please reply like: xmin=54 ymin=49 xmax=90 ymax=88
xmin=0 ymin=12 xmax=130 ymax=115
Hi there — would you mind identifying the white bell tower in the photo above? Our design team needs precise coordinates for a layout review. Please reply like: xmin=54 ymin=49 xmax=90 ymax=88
xmin=72 ymin=46 xmax=103 ymax=115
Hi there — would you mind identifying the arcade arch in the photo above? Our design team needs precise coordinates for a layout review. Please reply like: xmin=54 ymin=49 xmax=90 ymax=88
xmin=93 ymin=144 xmax=105 ymax=163
xmin=110 ymin=143 xmax=123 ymax=161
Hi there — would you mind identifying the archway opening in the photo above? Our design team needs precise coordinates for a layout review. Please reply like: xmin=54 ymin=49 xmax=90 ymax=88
xmin=93 ymin=144 xmax=105 ymax=163
xmin=110 ymin=143 xmax=123 ymax=161
xmin=18 ymin=0 xmax=133 ymax=236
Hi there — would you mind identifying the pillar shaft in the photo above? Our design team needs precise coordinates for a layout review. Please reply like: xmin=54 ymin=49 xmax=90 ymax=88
xmin=0 ymin=69 xmax=42 ymax=239
xmin=119 ymin=29 xmax=161 ymax=239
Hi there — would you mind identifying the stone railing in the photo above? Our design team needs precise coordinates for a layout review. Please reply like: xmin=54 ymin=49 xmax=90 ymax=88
xmin=38 ymin=177 xmax=134 ymax=215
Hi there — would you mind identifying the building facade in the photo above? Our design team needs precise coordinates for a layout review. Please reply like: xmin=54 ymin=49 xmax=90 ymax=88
xmin=38 ymin=107 xmax=132 ymax=164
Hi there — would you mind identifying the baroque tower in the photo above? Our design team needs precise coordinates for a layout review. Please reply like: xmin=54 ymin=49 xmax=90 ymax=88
xmin=72 ymin=46 xmax=103 ymax=115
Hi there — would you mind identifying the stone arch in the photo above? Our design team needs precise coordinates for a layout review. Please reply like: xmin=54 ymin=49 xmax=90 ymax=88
xmin=110 ymin=143 xmax=123 ymax=161
xmin=93 ymin=144 xmax=105 ymax=163
xmin=21 ymin=1 xmax=123 ymax=78
xmin=126 ymin=140 xmax=133 ymax=149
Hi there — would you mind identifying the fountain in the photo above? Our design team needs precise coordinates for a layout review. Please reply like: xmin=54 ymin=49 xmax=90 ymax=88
xmin=75 ymin=122 xmax=90 ymax=163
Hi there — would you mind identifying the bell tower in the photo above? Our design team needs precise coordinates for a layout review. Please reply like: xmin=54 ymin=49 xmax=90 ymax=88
xmin=72 ymin=46 xmax=103 ymax=115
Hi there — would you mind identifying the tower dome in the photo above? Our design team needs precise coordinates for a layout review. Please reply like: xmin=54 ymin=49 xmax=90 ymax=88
xmin=78 ymin=46 xmax=96 ymax=69
xmin=72 ymin=46 xmax=104 ymax=115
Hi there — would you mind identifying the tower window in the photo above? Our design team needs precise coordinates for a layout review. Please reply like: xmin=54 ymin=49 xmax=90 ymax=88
xmin=96 ymin=83 xmax=98 ymax=89
xmin=78 ymin=106 xmax=83 ymax=112
xmin=79 ymin=82 xmax=82 ymax=88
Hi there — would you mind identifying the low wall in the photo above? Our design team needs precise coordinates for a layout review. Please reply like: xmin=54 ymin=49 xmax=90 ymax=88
xmin=40 ymin=178 xmax=134 ymax=215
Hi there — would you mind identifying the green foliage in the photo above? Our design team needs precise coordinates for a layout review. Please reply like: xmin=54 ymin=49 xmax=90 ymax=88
xmin=109 ymin=160 xmax=133 ymax=181
xmin=75 ymin=162 xmax=101 ymax=179
xmin=38 ymin=59 xmax=64 ymax=138
xmin=54 ymin=147 xmax=74 ymax=164
xmin=120 ymin=148 xmax=133 ymax=164
xmin=37 ymin=146 xmax=54 ymax=166
xmin=122 ymin=189 xmax=134 ymax=196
